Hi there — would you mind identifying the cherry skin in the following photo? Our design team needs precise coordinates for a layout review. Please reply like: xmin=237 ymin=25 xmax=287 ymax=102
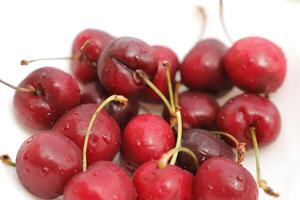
xmin=71 ymin=29 xmax=113 ymax=83
xmin=177 ymin=129 xmax=234 ymax=174
xmin=194 ymin=157 xmax=258 ymax=200
xmin=14 ymin=67 xmax=80 ymax=130
xmin=16 ymin=133 xmax=82 ymax=199
xmin=217 ymin=93 xmax=281 ymax=148
xmin=64 ymin=161 xmax=137 ymax=200
xmin=133 ymin=160 xmax=193 ymax=200
xmin=225 ymin=37 xmax=286 ymax=93
xmin=180 ymin=39 xmax=232 ymax=96
xmin=97 ymin=37 xmax=157 ymax=97
xmin=53 ymin=103 xmax=121 ymax=166
xmin=142 ymin=45 xmax=179 ymax=103
xmin=121 ymin=114 xmax=175 ymax=171
xmin=80 ymin=81 xmax=107 ymax=104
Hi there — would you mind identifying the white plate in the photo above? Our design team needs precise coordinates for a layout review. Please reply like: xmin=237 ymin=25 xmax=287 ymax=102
xmin=0 ymin=0 xmax=299 ymax=199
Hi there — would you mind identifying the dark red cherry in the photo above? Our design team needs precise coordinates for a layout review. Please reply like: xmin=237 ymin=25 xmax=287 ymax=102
xmin=16 ymin=133 xmax=82 ymax=199
xmin=142 ymin=45 xmax=179 ymax=103
xmin=80 ymin=81 xmax=107 ymax=104
xmin=133 ymin=160 xmax=193 ymax=200
xmin=121 ymin=114 xmax=175 ymax=170
xmin=180 ymin=39 xmax=232 ymax=96
xmin=225 ymin=37 xmax=286 ymax=93
xmin=14 ymin=67 xmax=80 ymax=130
xmin=71 ymin=29 xmax=113 ymax=83
xmin=53 ymin=104 xmax=120 ymax=166
xmin=97 ymin=37 xmax=157 ymax=97
xmin=177 ymin=129 xmax=234 ymax=174
xmin=64 ymin=161 xmax=137 ymax=200
xmin=194 ymin=157 xmax=258 ymax=200
xmin=217 ymin=93 xmax=281 ymax=148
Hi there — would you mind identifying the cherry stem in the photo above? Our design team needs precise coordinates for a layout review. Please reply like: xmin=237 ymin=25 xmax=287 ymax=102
xmin=0 ymin=154 xmax=16 ymax=167
xmin=250 ymin=127 xmax=279 ymax=197
xmin=197 ymin=6 xmax=207 ymax=41
xmin=169 ymin=109 xmax=183 ymax=165
xmin=158 ymin=146 xmax=199 ymax=169
xmin=219 ymin=0 xmax=234 ymax=43
xmin=210 ymin=131 xmax=246 ymax=163
xmin=174 ymin=81 xmax=181 ymax=108
xmin=80 ymin=39 xmax=97 ymax=68
xmin=82 ymin=94 xmax=128 ymax=172
xmin=163 ymin=61 xmax=175 ymax=113
xmin=139 ymin=103 xmax=151 ymax=113
xmin=0 ymin=79 xmax=36 ymax=94
xmin=20 ymin=57 xmax=73 ymax=66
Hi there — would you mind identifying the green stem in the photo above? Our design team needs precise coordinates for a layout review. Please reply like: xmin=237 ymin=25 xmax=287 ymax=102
xmin=219 ymin=0 xmax=233 ymax=43
xmin=0 ymin=154 xmax=16 ymax=167
xmin=163 ymin=61 xmax=175 ymax=113
xmin=0 ymin=79 xmax=36 ymax=94
xmin=169 ymin=110 xmax=182 ymax=165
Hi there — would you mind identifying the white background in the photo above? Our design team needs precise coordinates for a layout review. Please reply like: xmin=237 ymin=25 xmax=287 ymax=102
xmin=0 ymin=0 xmax=300 ymax=199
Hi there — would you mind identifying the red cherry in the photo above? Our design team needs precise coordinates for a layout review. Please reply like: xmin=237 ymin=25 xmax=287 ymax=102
xmin=16 ymin=133 xmax=82 ymax=199
xmin=97 ymin=37 xmax=157 ymax=97
xmin=64 ymin=161 xmax=137 ymax=200
xmin=225 ymin=37 xmax=286 ymax=93
xmin=133 ymin=160 xmax=193 ymax=200
xmin=71 ymin=29 xmax=113 ymax=83
xmin=121 ymin=114 xmax=175 ymax=170
xmin=80 ymin=81 xmax=107 ymax=104
xmin=217 ymin=93 xmax=281 ymax=148
xmin=180 ymin=39 xmax=232 ymax=96
xmin=13 ymin=67 xmax=80 ymax=129
xmin=194 ymin=157 xmax=258 ymax=200
xmin=53 ymin=103 xmax=121 ymax=166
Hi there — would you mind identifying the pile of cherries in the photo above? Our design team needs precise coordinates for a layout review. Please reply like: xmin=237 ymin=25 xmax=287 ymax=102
xmin=0 ymin=3 xmax=286 ymax=200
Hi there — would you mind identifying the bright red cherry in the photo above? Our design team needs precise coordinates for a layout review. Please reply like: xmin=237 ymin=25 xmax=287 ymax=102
xmin=97 ymin=37 xmax=157 ymax=97
xmin=64 ymin=161 xmax=137 ymax=200
xmin=133 ymin=160 xmax=193 ymax=200
xmin=53 ymin=103 xmax=121 ymax=166
xmin=225 ymin=37 xmax=286 ymax=93
xmin=217 ymin=93 xmax=281 ymax=148
xmin=194 ymin=157 xmax=258 ymax=200
xmin=16 ymin=133 xmax=82 ymax=199
xmin=14 ymin=67 xmax=81 ymax=130
xmin=121 ymin=114 xmax=175 ymax=171
xmin=71 ymin=29 xmax=113 ymax=83
xmin=180 ymin=39 xmax=232 ymax=96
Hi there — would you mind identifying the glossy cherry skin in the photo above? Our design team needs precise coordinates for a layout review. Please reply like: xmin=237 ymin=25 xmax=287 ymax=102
xmin=53 ymin=104 xmax=121 ymax=166
xmin=217 ymin=93 xmax=281 ymax=148
xmin=225 ymin=37 xmax=286 ymax=93
xmin=142 ymin=45 xmax=179 ymax=103
xmin=97 ymin=37 xmax=157 ymax=97
xmin=71 ymin=29 xmax=113 ymax=83
xmin=16 ymin=133 xmax=82 ymax=199
xmin=14 ymin=67 xmax=81 ymax=130
xmin=194 ymin=157 xmax=258 ymax=200
xmin=80 ymin=81 xmax=107 ymax=104
xmin=177 ymin=129 xmax=234 ymax=174
xmin=64 ymin=161 xmax=137 ymax=200
xmin=133 ymin=160 xmax=193 ymax=200
xmin=121 ymin=114 xmax=175 ymax=171
xmin=180 ymin=39 xmax=232 ymax=96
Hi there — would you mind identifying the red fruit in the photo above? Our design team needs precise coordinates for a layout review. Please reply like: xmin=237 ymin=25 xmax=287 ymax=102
xmin=80 ymin=81 xmax=107 ymax=104
xmin=225 ymin=37 xmax=286 ymax=93
xmin=194 ymin=157 xmax=258 ymax=200
xmin=16 ymin=133 xmax=82 ymax=199
xmin=64 ymin=161 xmax=137 ymax=200
xmin=71 ymin=29 xmax=113 ymax=83
xmin=53 ymin=104 xmax=121 ymax=165
xmin=133 ymin=160 xmax=193 ymax=200
xmin=97 ymin=37 xmax=157 ymax=97
xmin=121 ymin=114 xmax=175 ymax=170
xmin=14 ymin=67 xmax=80 ymax=130
xmin=180 ymin=39 xmax=232 ymax=95
xmin=217 ymin=93 xmax=281 ymax=148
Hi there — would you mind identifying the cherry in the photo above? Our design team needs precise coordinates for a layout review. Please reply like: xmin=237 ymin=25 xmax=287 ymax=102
xmin=181 ymin=39 xmax=232 ymax=95
xmin=142 ymin=45 xmax=179 ymax=103
xmin=71 ymin=29 xmax=114 ymax=83
xmin=177 ymin=129 xmax=235 ymax=174
xmin=224 ymin=37 xmax=286 ymax=93
xmin=97 ymin=37 xmax=157 ymax=97
xmin=64 ymin=161 xmax=137 ymax=200
xmin=121 ymin=114 xmax=175 ymax=171
xmin=194 ymin=157 xmax=258 ymax=200
xmin=53 ymin=103 xmax=121 ymax=166
xmin=80 ymin=81 xmax=107 ymax=104
xmin=16 ymin=133 xmax=82 ymax=199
